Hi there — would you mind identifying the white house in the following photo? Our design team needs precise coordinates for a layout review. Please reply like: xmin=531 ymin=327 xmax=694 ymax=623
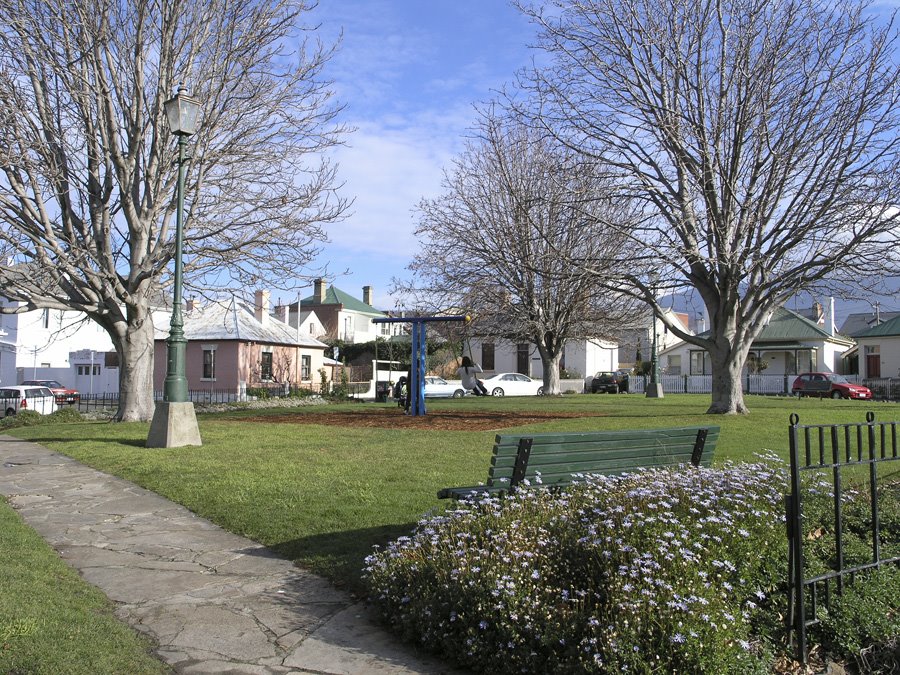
xmin=465 ymin=335 xmax=619 ymax=381
xmin=851 ymin=315 xmax=900 ymax=379
xmin=0 ymin=297 xmax=120 ymax=392
xmin=658 ymin=306 xmax=854 ymax=376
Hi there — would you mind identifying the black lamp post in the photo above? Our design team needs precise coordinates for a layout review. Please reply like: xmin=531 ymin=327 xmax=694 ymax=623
xmin=147 ymin=84 xmax=202 ymax=448
xmin=646 ymin=271 xmax=664 ymax=398
xmin=162 ymin=84 xmax=200 ymax=402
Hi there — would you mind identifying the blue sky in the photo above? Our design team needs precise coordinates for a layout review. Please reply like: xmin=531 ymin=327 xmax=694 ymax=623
xmin=301 ymin=0 xmax=900 ymax=323
xmin=303 ymin=1 xmax=535 ymax=309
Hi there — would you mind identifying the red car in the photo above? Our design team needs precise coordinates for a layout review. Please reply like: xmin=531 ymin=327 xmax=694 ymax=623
xmin=21 ymin=379 xmax=81 ymax=405
xmin=791 ymin=373 xmax=873 ymax=400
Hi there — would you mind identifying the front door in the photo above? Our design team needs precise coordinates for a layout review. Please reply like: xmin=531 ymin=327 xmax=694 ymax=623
xmin=516 ymin=344 xmax=529 ymax=375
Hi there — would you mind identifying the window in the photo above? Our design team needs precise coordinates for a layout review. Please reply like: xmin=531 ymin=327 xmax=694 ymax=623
xmin=202 ymin=348 xmax=216 ymax=380
xmin=260 ymin=351 xmax=273 ymax=380
xmin=77 ymin=365 xmax=101 ymax=376
xmin=380 ymin=323 xmax=390 ymax=336
xmin=301 ymin=354 xmax=311 ymax=379
xmin=791 ymin=349 xmax=815 ymax=375
xmin=689 ymin=350 xmax=710 ymax=375
xmin=667 ymin=354 xmax=682 ymax=375
xmin=481 ymin=343 xmax=495 ymax=370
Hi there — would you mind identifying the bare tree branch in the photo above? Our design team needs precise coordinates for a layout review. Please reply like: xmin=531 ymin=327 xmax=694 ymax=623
xmin=516 ymin=0 xmax=900 ymax=412
xmin=0 ymin=0 xmax=349 ymax=420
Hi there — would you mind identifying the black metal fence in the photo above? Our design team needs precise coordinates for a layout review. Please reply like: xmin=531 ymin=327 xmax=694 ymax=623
xmin=785 ymin=412 xmax=900 ymax=663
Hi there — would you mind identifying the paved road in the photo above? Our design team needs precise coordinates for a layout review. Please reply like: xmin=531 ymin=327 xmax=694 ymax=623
xmin=0 ymin=435 xmax=463 ymax=675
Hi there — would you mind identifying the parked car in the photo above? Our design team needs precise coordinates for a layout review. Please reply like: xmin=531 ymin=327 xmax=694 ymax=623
xmin=424 ymin=376 xmax=467 ymax=398
xmin=21 ymin=379 xmax=81 ymax=405
xmin=590 ymin=371 xmax=627 ymax=393
xmin=480 ymin=373 xmax=544 ymax=397
xmin=0 ymin=385 xmax=59 ymax=417
xmin=791 ymin=373 xmax=873 ymax=400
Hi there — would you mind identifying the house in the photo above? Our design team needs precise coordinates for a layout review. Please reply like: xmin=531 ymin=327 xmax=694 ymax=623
xmin=837 ymin=309 xmax=900 ymax=376
xmin=658 ymin=306 xmax=854 ymax=376
xmin=292 ymin=280 xmax=400 ymax=344
xmin=617 ymin=308 xmax=693 ymax=373
xmin=152 ymin=291 xmax=329 ymax=393
xmin=849 ymin=315 xmax=900 ymax=379
xmin=465 ymin=335 xmax=619 ymax=381
xmin=0 ymin=296 xmax=120 ymax=392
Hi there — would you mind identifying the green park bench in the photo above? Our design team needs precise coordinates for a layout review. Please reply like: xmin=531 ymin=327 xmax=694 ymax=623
xmin=437 ymin=425 xmax=720 ymax=500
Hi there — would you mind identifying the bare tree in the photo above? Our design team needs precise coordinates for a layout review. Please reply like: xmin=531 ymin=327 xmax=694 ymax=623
xmin=0 ymin=0 xmax=348 ymax=420
xmin=398 ymin=108 xmax=636 ymax=395
xmin=517 ymin=0 xmax=900 ymax=412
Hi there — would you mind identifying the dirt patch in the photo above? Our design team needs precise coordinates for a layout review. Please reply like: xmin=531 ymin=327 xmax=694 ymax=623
xmin=238 ymin=408 xmax=604 ymax=431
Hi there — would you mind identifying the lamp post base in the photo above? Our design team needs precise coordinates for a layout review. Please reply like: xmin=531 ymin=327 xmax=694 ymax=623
xmin=146 ymin=401 xmax=202 ymax=448
xmin=645 ymin=383 xmax=665 ymax=399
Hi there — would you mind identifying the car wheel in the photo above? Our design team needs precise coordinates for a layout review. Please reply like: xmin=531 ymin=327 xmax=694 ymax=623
xmin=5 ymin=408 xmax=15 ymax=417
xmin=831 ymin=390 xmax=843 ymax=399
xmin=452 ymin=389 xmax=464 ymax=398
xmin=536 ymin=386 xmax=544 ymax=396
xmin=491 ymin=387 xmax=504 ymax=397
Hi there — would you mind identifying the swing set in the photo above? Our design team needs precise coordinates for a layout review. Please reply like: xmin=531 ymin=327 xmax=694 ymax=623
xmin=372 ymin=314 xmax=470 ymax=416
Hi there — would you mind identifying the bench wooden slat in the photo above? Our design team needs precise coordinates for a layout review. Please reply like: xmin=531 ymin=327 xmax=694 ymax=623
xmin=438 ymin=425 xmax=720 ymax=499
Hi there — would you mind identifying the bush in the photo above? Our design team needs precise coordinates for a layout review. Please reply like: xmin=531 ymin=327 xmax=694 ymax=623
xmin=0 ymin=410 xmax=44 ymax=429
xmin=818 ymin=565 xmax=900 ymax=672
xmin=365 ymin=459 xmax=788 ymax=674
xmin=0 ymin=408 xmax=84 ymax=429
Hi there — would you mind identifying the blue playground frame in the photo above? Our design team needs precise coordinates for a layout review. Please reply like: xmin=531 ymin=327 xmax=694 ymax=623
xmin=371 ymin=315 xmax=468 ymax=416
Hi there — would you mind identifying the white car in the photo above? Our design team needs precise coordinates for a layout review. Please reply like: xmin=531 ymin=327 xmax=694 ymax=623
xmin=0 ymin=385 xmax=59 ymax=417
xmin=480 ymin=373 xmax=545 ymax=397
xmin=423 ymin=376 xmax=467 ymax=398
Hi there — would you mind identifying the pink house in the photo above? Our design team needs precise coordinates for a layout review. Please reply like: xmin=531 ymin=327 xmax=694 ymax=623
xmin=153 ymin=291 xmax=329 ymax=393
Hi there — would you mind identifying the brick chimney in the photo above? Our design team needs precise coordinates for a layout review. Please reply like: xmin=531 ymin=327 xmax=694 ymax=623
xmin=362 ymin=285 xmax=373 ymax=306
xmin=186 ymin=298 xmax=196 ymax=312
xmin=254 ymin=290 xmax=270 ymax=326
xmin=314 ymin=278 xmax=327 ymax=304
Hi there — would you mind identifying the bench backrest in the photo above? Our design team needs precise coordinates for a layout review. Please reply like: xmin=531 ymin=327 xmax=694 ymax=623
xmin=488 ymin=426 xmax=720 ymax=489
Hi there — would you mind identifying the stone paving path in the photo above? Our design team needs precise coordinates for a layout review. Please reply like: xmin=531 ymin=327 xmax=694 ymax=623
xmin=0 ymin=435 xmax=463 ymax=674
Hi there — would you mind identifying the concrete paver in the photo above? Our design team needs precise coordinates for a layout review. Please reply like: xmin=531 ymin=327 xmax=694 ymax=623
xmin=0 ymin=435 xmax=463 ymax=674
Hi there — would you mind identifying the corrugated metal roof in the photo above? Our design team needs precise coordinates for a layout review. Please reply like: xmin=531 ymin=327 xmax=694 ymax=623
xmin=154 ymin=300 xmax=328 ymax=348
xmin=855 ymin=314 xmax=900 ymax=338
xmin=841 ymin=311 xmax=900 ymax=337
xmin=299 ymin=285 xmax=383 ymax=316
xmin=693 ymin=307 xmax=852 ymax=344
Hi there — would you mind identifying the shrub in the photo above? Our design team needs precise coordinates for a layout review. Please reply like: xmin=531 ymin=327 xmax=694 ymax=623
xmin=0 ymin=410 xmax=44 ymax=429
xmin=0 ymin=408 xmax=84 ymax=429
xmin=48 ymin=407 xmax=84 ymax=423
xmin=818 ymin=564 xmax=900 ymax=672
xmin=365 ymin=459 xmax=789 ymax=674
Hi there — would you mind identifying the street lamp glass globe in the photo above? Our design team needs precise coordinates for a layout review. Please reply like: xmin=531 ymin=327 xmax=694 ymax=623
xmin=164 ymin=86 xmax=200 ymax=136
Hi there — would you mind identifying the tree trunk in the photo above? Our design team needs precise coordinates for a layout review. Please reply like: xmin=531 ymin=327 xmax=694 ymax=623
xmin=707 ymin=346 xmax=749 ymax=414
xmin=114 ymin=304 xmax=157 ymax=422
xmin=536 ymin=344 xmax=562 ymax=395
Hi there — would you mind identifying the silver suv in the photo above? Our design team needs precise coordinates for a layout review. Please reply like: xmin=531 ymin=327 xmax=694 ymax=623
xmin=0 ymin=385 xmax=59 ymax=417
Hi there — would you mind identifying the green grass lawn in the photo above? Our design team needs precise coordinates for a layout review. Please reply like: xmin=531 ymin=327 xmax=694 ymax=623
xmin=7 ymin=393 xmax=897 ymax=598
xmin=0 ymin=497 xmax=168 ymax=675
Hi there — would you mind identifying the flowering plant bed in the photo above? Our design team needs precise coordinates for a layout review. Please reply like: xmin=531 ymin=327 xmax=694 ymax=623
xmin=366 ymin=459 xmax=788 ymax=673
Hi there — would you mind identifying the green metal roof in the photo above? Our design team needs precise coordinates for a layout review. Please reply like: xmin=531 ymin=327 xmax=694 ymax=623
xmin=300 ymin=285 xmax=383 ymax=316
xmin=855 ymin=314 xmax=900 ymax=338
xmin=753 ymin=307 xmax=831 ymax=341
xmin=694 ymin=307 xmax=851 ymax=344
